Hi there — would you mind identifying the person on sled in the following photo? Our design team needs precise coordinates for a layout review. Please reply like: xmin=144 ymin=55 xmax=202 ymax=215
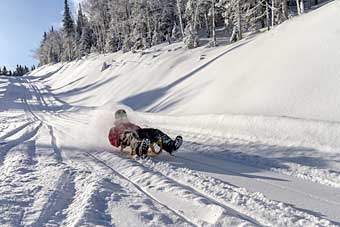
xmin=108 ymin=109 xmax=183 ymax=158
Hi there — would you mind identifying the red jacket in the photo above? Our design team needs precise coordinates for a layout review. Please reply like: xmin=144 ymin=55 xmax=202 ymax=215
xmin=108 ymin=120 xmax=141 ymax=147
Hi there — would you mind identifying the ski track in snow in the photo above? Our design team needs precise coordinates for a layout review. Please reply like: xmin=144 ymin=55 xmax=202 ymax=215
xmin=135 ymin=122 xmax=340 ymax=224
xmin=84 ymin=150 xmax=260 ymax=226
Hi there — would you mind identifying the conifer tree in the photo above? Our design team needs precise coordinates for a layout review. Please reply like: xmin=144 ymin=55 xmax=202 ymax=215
xmin=63 ymin=0 xmax=75 ymax=37
xmin=2 ymin=66 xmax=7 ymax=75
xmin=76 ymin=3 xmax=92 ymax=57
xmin=62 ymin=0 xmax=76 ymax=61
xmin=43 ymin=32 xmax=47 ymax=41
xmin=76 ymin=4 xmax=85 ymax=40
xmin=79 ymin=24 xmax=93 ymax=57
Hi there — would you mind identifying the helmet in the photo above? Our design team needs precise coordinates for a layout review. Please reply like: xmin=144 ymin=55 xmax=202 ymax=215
xmin=115 ymin=109 xmax=128 ymax=121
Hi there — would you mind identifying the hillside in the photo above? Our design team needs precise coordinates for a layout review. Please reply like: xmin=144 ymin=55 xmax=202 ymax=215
xmin=30 ymin=0 xmax=340 ymax=151
xmin=34 ymin=1 xmax=340 ymax=121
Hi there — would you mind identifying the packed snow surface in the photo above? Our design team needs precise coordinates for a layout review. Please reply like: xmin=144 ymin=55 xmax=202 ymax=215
xmin=1 ymin=1 xmax=340 ymax=226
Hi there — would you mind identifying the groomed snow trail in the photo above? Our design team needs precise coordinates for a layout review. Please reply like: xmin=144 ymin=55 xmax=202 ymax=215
xmin=1 ymin=68 xmax=340 ymax=226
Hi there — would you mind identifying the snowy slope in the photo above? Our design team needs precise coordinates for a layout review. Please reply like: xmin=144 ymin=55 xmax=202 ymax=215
xmin=1 ymin=1 xmax=340 ymax=226
xmin=33 ymin=0 xmax=340 ymax=121
xmin=30 ymin=0 xmax=340 ymax=152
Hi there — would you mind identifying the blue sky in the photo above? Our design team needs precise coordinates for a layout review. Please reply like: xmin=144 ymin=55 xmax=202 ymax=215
xmin=0 ymin=0 xmax=78 ymax=71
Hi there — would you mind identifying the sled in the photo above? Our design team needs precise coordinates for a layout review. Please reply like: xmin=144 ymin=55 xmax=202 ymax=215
xmin=148 ymin=138 xmax=163 ymax=157
xmin=122 ymin=138 xmax=163 ymax=158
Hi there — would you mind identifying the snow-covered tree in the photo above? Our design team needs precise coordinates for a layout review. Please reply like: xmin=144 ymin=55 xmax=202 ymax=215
xmin=160 ymin=1 xmax=176 ymax=37
xmin=76 ymin=4 xmax=85 ymax=40
xmin=2 ymin=66 xmax=7 ymax=75
xmin=36 ymin=27 xmax=63 ymax=65
xmin=85 ymin=0 xmax=112 ymax=53
xmin=151 ymin=27 xmax=163 ymax=46
xmin=122 ymin=35 xmax=132 ymax=53
xmin=171 ymin=23 xmax=182 ymax=40
xmin=62 ymin=0 xmax=76 ymax=61
xmin=76 ymin=3 xmax=93 ymax=57
xmin=183 ymin=24 xmax=199 ymax=48
xmin=219 ymin=0 xmax=269 ymax=41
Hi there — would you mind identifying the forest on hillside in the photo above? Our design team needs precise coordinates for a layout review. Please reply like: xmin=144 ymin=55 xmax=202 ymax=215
xmin=36 ymin=0 xmax=318 ymax=66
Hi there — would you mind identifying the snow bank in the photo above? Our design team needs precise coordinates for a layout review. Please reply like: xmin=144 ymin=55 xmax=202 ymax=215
xmin=137 ymin=112 xmax=340 ymax=152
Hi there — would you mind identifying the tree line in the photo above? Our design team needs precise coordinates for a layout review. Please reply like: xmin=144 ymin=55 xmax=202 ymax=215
xmin=0 ymin=65 xmax=35 ymax=77
xmin=36 ymin=0 xmax=315 ymax=66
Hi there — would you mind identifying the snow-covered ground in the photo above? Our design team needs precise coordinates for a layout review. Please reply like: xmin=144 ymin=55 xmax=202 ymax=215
xmin=1 ymin=1 xmax=340 ymax=226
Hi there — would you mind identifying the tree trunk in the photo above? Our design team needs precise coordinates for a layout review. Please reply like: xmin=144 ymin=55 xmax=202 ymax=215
xmin=176 ymin=0 xmax=185 ymax=38
xmin=272 ymin=0 xmax=275 ymax=26
xmin=212 ymin=0 xmax=216 ymax=45
xmin=193 ymin=0 xmax=201 ymax=32
xmin=237 ymin=0 xmax=242 ymax=39
xmin=266 ymin=0 xmax=270 ymax=30
xmin=296 ymin=0 xmax=301 ymax=15
xmin=146 ymin=5 xmax=152 ymax=45
xmin=204 ymin=13 xmax=210 ymax=37
xmin=282 ymin=0 xmax=288 ymax=20
xmin=300 ymin=0 xmax=304 ymax=13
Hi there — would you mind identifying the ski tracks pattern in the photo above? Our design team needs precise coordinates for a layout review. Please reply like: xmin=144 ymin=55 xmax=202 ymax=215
xmin=88 ymin=150 xmax=262 ymax=227
xmin=88 ymin=150 xmax=337 ymax=227
xmin=60 ymin=147 xmax=193 ymax=227
xmin=1 ymin=73 xmax=340 ymax=226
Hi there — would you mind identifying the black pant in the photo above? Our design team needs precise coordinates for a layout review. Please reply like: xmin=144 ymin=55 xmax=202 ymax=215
xmin=136 ymin=128 xmax=175 ymax=153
